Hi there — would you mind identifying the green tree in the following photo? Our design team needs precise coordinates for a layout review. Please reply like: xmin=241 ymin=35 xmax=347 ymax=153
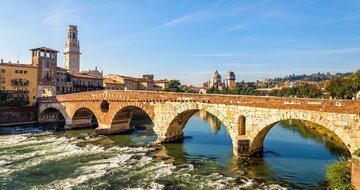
xmin=164 ymin=80 xmax=182 ymax=92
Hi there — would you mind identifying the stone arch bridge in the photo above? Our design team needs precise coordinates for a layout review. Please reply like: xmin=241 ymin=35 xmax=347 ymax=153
xmin=38 ymin=90 xmax=360 ymax=156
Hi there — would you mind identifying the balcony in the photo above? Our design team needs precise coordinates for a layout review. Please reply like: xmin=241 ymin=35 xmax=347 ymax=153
xmin=11 ymin=79 xmax=29 ymax=86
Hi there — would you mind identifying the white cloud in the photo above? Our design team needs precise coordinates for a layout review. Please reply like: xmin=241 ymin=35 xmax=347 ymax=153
xmin=160 ymin=0 xmax=270 ymax=28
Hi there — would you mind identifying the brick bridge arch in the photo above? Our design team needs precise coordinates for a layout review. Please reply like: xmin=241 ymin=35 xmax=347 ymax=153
xmin=38 ymin=103 xmax=71 ymax=125
xmin=153 ymin=103 xmax=238 ymax=148
xmin=244 ymin=109 xmax=355 ymax=155
xmin=70 ymin=106 xmax=100 ymax=129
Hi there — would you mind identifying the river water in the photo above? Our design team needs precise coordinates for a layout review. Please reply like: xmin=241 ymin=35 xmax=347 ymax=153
xmin=0 ymin=111 xmax=349 ymax=190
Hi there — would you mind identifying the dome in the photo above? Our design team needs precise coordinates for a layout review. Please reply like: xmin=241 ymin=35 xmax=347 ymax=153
xmin=212 ymin=70 xmax=222 ymax=80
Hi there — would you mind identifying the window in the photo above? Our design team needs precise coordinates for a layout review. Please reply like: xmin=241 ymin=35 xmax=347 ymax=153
xmin=0 ymin=78 xmax=5 ymax=83
xmin=1 ymin=69 xmax=5 ymax=73
xmin=15 ymin=70 xmax=19 ymax=74
xmin=46 ymin=62 xmax=50 ymax=68
xmin=24 ymin=71 xmax=27 ymax=74
xmin=1 ymin=87 xmax=5 ymax=90
xmin=45 ymin=73 xmax=50 ymax=80
xmin=19 ymin=70 xmax=23 ymax=74
xmin=33 ymin=96 xmax=35 ymax=100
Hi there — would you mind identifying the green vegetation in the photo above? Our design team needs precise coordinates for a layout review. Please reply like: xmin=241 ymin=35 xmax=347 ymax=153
xmin=269 ymin=83 xmax=323 ymax=98
xmin=275 ymin=72 xmax=353 ymax=83
xmin=354 ymin=149 xmax=360 ymax=157
xmin=164 ymin=80 xmax=196 ymax=93
xmin=0 ymin=91 xmax=28 ymax=106
xmin=326 ymin=159 xmax=354 ymax=190
xmin=326 ymin=70 xmax=360 ymax=99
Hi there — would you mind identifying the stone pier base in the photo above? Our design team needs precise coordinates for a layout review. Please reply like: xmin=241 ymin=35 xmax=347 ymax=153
xmin=233 ymin=139 xmax=251 ymax=157
xmin=156 ymin=132 xmax=184 ymax=143
xmin=353 ymin=156 xmax=360 ymax=190
xmin=96 ymin=127 xmax=134 ymax=135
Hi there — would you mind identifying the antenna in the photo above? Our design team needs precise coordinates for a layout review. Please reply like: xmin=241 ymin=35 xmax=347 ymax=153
xmin=17 ymin=53 xmax=21 ymax=63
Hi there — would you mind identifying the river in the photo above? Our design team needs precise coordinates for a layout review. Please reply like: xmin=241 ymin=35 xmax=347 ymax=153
xmin=0 ymin=111 xmax=349 ymax=190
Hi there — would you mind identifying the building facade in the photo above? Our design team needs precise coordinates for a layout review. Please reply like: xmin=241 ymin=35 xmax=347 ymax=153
xmin=106 ymin=74 xmax=162 ymax=91
xmin=103 ymin=78 xmax=125 ymax=90
xmin=0 ymin=60 xmax=38 ymax=105
xmin=225 ymin=71 xmax=236 ymax=88
xmin=56 ymin=67 xmax=73 ymax=94
xmin=30 ymin=47 xmax=58 ymax=98
xmin=64 ymin=25 xmax=80 ymax=74
xmin=209 ymin=70 xmax=223 ymax=89
xmin=154 ymin=79 xmax=171 ymax=89
xmin=72 ymin=73 xmax=103 ymax=93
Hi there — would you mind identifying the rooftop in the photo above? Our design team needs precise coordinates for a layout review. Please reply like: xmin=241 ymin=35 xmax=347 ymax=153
xmin=0 ymin=62 xmax=37 ymax=69
xmin=104 ymin=78 xmax=124 ymax=85
xmin=72 ymin=73 xmax=103 ymax=80
xmin=30 ymin=47 xmax=59 ymax=52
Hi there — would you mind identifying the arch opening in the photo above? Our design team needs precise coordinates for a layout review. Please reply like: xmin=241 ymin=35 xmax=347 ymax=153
xmin=110 ymin=106 xmax=154 ymax=134
xmin=250 ymin=119 xmax=351 ymax=156
xmin=39 ymin=107 xmax=65 ymax=123
xmin=247 ymin=119 xmax=351 ymax=189
xmin=161 ymin=109 xmax=233 ymax=163
xmin=164 ymin=109 xmax=232 ymax=143
xmin=72 ymin=108 xmax=98 ymax=129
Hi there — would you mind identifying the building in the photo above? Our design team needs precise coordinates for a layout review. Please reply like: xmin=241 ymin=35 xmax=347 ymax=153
xmin=103 ymin=78 xmax=125 ymax=90
xmin=154 ymin=79 xmax=171 ymax=89
xmin=72 ymin=73 xmax=103 ymax=93
xmin=0 ymin=59 xmax=38 ymax=105
xmin=225 ymin=71 xmax=236 ymax=88
xmin=106 ymin=74 xmax=162 ymax=91
xmin=30 ymin=47 xmax=58 ymax=97
xmin=209 ymin=70 xmax=223 ymax=89
xmin=56 ymin=67 xmax=72 ymax=94
xmin=64 ymin=25 xmax=80 ymax=74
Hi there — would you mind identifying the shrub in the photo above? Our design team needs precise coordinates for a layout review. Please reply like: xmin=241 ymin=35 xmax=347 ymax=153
xmin=326 ymin=159 xmax=354 ymax=190
xmin=354 ymin=149 xmax=360 ymax=157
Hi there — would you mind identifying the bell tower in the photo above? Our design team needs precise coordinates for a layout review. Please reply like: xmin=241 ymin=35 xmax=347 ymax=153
xmin=64 ymin=25 xmax=80 ymax=74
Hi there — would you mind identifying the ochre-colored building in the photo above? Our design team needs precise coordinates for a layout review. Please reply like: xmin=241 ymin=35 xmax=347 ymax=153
xmin=105 ymin=74 xmax=162 ymax=91
xmin=103 ymin=78 xmax=125 ymax=90
xmin=0 ymin=60 xmax=38 ymax=104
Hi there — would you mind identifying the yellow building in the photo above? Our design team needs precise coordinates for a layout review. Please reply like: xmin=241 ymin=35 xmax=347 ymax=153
xmin=105 ymin=74 xmax=162 ymax=91
xmin=0 ymin=60 xmax=38 ymax=105
xmin=103 ymin=78 xmax=125 ymax=90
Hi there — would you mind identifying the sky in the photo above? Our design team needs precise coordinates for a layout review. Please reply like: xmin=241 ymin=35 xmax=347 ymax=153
xmin=1 ymin=0 xmax=360 ymax=86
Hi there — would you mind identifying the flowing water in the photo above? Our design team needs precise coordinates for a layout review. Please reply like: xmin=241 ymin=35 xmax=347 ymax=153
xmin=0 ymin=111 xmax=349 ymax=190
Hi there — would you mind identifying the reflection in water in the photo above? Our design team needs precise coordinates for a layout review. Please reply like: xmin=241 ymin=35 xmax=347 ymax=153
xmin=197 ymin=110 xmax=222 ymax=134
xmin=0 ymin=112 xmax=350 ymax=190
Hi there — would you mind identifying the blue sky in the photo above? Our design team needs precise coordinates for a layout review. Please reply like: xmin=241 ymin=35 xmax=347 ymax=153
xmin=1 ymin=0 xmax=360 ymax=86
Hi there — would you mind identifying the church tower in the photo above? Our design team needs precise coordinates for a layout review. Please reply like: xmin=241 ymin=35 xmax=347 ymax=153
xmin=64 ymin=25 xmax=80 ymax=74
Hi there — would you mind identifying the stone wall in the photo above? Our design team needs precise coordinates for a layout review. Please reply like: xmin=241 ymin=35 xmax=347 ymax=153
xmin=0 ymin=106 xmax=37 ymax=125
xmin=353 ymin=156 xmax=360 ymax=190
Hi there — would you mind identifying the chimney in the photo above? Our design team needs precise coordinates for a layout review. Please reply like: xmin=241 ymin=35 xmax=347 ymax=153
xmin=17 ymin=61 xmax=19 ymax=63
xmin=95 ymin=66 xmax=97 ymax=71
xmin=0 ymin=59 xmax=3 ymax=63
xmin=9 ymin=61 xmax=11 ymax=63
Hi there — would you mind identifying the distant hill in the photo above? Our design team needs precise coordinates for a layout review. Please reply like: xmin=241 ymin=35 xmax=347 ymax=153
xmin=272 ymin=72 xmax=353 ymax=82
